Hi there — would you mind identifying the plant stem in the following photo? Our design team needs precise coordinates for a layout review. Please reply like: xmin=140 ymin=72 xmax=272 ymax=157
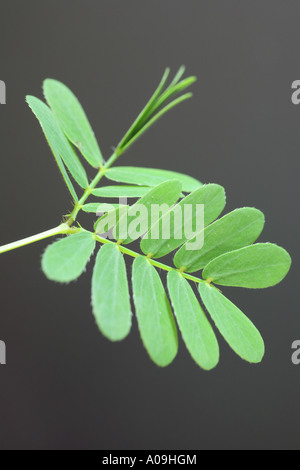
xmin=64 ymin=139 xmax=206 ymax=284
xmin=0 ymin=148 xmax=120 ymax=254
xmin=93 ymin=233 xmax=205 ymax=285
xmin=0 ymin=146 xmax=122 ymax=255
xmin=66 ymin=150 xmax=122 ymax=225
xmin=0 ymin=223 xmax=75 ymax=255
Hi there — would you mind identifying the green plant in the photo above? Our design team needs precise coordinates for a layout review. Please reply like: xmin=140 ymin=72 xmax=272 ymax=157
xmin=0 ymin=68 xmax=291 ymax=370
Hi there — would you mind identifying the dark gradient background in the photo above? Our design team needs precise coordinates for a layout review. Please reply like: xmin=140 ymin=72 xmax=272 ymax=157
xmin=0 ymin=0 xmax=299 ymax=450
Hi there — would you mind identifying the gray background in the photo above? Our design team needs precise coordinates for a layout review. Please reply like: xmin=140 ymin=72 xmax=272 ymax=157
xmin=0 ymin=0 xmax=299 ymax=450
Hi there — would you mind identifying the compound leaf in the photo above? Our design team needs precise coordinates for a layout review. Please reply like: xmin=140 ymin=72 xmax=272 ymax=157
xmin=174 ymin=207 xmax=265 ymax=272
xmin=92 ymin=244 xmax=132 ymax=341
xmin=132 ymin=257 xmax=178 ymax=367
xmin=167 ymin=271 xmax=219 ymax=370
xmin=42 ymin=231 xmax=96 ymax=283
xmin=141 ymin=184 xmax=226 ymax=258
xmin=27 ymin=96 xmax=89 ymax=197
xmin=203 ymin=243 xmax=292 ymax=288
xmin=114 ymin=179 xmax=182 ymax=244
xmin=92 ymin=185 xmax=151 ymax=198
xmin=199 ymin=283 xmax=265 ymax=363
xmin=105 ymin=166 xmax=202 ymax=193
xmin=44 ymin=79 xmax=103 ymax=167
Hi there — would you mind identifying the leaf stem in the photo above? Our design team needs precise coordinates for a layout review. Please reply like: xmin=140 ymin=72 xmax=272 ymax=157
xmin=66 ymin=149 xmax=122 ymax=225
xmin=0 ymin=223 xmax=76 ymax=255
xmin=66 ymin=69 xmax=196 ymax=225
xmin=93 ymin=233 xmax=205 ymax=285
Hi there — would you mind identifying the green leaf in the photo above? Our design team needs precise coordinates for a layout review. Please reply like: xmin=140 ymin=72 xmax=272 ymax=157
xmin=92 ymin=244 xmax=132 ymax=341
xmin=117 ymin=68 xmax=170 ymax=150
xmin=92 ymin=185 xmax=152 ymax=198
xmin=120 ymin=93 xmax=193 ymax=153
xmin=167 ymin=271 xmax=219 ymax=370
xmin=148 ymin=76 xmax=197 ymax=118
xmin=203 ymin=243 xmax=292 ymax=288
xmin=199 ymin=283 xmax=265 ymax=363
xmin=132 ymin=257 xmax=178 ymax=367
xmin=42 ymin=231 xmax=96 ymax=283
xmin=43 ymin=79 xmax=103 ymax=167
xmin=117 ymin=67 xmax=196 ymax=153
xmin=82 ymin=203 xmax=123 ymax=213
xmin=167 ymin=65 xmax=186 ymax=89
xmin=106 ymin=166 xmax=202 ymax=193
xmin=27 ymin=96 xmax=90 ymax=198
xmin=137 ymin=68 xmax=190 ymax=130
xmin=174 ymin=207 xmax=265 ymax=272
xmin=114 ymin=179 xmax=182 ymax=244
xmin=141 ymin=184 xmax=226 ymax=258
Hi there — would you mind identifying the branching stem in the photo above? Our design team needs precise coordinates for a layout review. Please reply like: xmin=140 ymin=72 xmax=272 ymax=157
xmin=66 ymin=149 xmax=122 ymax=225
xmin=93 ymin=232 xmax=205 ymax=285
xmin=0 ymin=80 xmax=200 ymax=283
xmin=0 ymin=220 xmax=205 ymax=284
xmin=0 ymin=145 xmax=206 ymax=284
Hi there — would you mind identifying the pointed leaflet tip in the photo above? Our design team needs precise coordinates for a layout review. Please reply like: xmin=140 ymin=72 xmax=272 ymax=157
xmin=168 ymin=66 xmax=186 ymax=87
